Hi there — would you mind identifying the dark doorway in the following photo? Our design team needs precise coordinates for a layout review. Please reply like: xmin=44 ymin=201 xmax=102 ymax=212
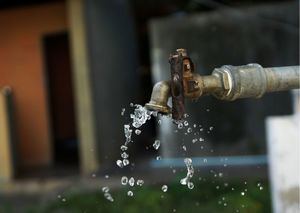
xmin=43 ymin=32 xmax=79 ymax=169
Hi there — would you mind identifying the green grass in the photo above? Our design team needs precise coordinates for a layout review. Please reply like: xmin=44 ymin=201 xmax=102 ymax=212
xmin=22 ymin=178 xmax=271 ymax=213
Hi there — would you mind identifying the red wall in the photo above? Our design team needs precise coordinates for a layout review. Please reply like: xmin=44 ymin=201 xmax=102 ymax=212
xmin=0 ymin=3 xmax=68 ymax=167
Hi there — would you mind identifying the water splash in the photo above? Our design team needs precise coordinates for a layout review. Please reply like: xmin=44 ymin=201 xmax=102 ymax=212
xmin=180 ymin=158 xmax=194 ymax=189
xmin=131 ymin=105 xmax=152 ymax=128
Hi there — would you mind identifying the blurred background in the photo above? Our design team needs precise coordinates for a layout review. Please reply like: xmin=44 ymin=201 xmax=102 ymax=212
xmin=0 ymin=0 xmax=299 ymax=212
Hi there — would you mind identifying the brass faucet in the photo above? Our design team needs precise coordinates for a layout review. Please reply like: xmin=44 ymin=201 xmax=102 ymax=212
xmin=146 ymin=48 xmax=300 ymax=120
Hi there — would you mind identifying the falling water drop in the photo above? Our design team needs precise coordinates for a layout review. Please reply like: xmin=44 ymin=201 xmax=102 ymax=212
xmin=162 ymin=185 xmax=168 ymax=192
xmin=178 ymin=123 xmax=183 ymax=129
xmin=153 ymin=140 xmax=161 ymax=150
xmin=120 ymin=145 xmax=128 ymax=151
xmin=127 ymin=191 xmax=134 ymax=197
xmin=136 ymin=179 xmax=144 ymax=186
xmin=116 ymin=160 xmax=124 ymax=168
xmin=187 ymin=182 xmax=194 ymax=189
xmin=128 ymin=177 xmax=135 ymax=186
xmin=121 ymin=176 xmax=128 ymax=185
xmin=123 ymin=159 xmax=130 ymax=166
xmin=135 ymin=129 xmax=141 ymax=135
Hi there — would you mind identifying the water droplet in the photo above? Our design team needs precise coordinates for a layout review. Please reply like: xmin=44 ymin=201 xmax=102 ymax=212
xmin=129 ymin=177 xmax=135 ymax=186
xmin=116 ymin=160 xmax=124 ymax=168
xmin=223 ymin=203 xmax=227 ymax=207
xmin=121 ymin=108 xmax=125 ymax=116
xmin=178 ymin=123 xmax=183 ymax=129
xmin=218 ymin=173 xmax=223 ymax=177
xmin=104 ymin=192 xmax=114 ymax=202
xmin=180 ymin=178 xmax=187 ymax=185
xmin=121 ymin=152 xmax=129 ymax=159
xmin=123 ymin=159 xmax=130 ymax=166
xmin=135 ymin=129 xmax=141 ymax=135
xmin=102 ymin=186 xmax=109 ymax=193
xmin=57 ymin=195 xmax=61 ymax=199
xmin=158 ymin=120 xmax=161 ymax=125
xmin=136 ymin=179 xmax=144 ymax=186
xmin=172 ymin=169 xmax=176 ymax=173
xmin=187 ymin=127 xmax=192 ymax=133
xmin=92 ymin=173 xmax=96 ymax=178
xmin=121 ymin=176 xmax=128 ymax=185
xmin=180 ymin=158 xmax=194 ymax=188
xmin=241 ymin=192 xmax=245 ymax=196
xmin=156 ymin=156 xmax=161 ymax=160
xmin=259 ymin=186 xmax=263 ymax=190
xmin=130 ymin=103 xmax=134 ymax=107
xmin=206 ymin=108 xmax=210 ymax=112
xmin=127 ymin=191 xmax=133 ymax=197
xmin=162 ymin=185 xmax=168 ymax=192
xmin=192 ymin=138 xmax=198 ymax=143
xmin=199 ymin=128 xmax=204 ymax=131
xmin=62 ymin=198 xmax=66 ymax=202
xmin=216 ymin=185 xmax=220 ymax=189
xmin=120 ymin=145 xmax=128 ymax=151
xmin=153 ymin=140 xmax=160 ymax=150
xmin=203 ymin=158 xmax=207 ymax=163
xmin=184 ymin=113 xmax=189 ymax=118
xmin=193 ymin=124 xmax=197 ymax=128
xmin=199 ymin=138 xmax=204 ymax=142
xmin=182 ymin=145 xmax=187 ymax=151
xmin=105 ymin=175 xmax=109 ymax=179
xmin=187 ymin=182 xmax=194 ymax=189
xmin=184 ymin=121 xmax=189 ymax=126
xmin=209 ymin=126 xmax=214 ymax=131
xmin=124 ymin=125 xmax=132 ymax=144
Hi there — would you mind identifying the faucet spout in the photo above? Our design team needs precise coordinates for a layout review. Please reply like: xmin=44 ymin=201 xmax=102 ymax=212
xmin=145 ymin=81 xmax=171 ymax=114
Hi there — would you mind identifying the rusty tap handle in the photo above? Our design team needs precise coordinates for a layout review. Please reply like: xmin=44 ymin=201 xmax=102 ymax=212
xmin=169 ymin=49 xmax=187 ymax=120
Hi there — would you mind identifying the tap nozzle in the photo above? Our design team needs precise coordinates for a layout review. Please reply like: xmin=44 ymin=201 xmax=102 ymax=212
xmin=145 ymin=81 xmax=171 ymax=114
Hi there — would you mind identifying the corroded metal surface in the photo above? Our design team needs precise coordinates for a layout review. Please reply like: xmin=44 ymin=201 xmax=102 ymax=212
xmin=169 ymin=49 xmax=186 ymax=120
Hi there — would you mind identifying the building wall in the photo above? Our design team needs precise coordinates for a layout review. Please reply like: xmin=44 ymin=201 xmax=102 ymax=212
xmin=0 ymin=3 xmax=68 ymax=167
